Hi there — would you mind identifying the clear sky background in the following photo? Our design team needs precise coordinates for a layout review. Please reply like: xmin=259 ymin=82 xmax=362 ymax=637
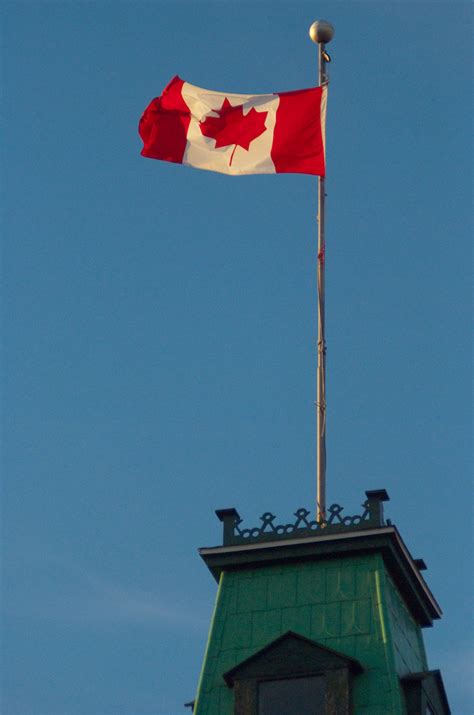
xmin=1 ymin=2 xmax=472 ymax=714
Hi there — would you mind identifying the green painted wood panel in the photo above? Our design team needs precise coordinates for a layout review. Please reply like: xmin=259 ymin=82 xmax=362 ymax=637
xmin=385 ymin=572 xmax=428 ymax=677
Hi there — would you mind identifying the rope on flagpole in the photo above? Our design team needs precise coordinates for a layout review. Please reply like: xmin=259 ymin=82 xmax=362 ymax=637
xmin=309 ymin=20 xmax=334 ymax=522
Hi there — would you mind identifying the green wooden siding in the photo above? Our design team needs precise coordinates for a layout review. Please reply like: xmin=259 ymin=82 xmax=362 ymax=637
xmin=194 ymin=554 xmax=427 ymax=714
xmin=385 ymin=572 xmax=428 ymax=677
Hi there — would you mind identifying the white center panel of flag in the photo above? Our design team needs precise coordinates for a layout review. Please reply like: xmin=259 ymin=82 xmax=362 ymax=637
xmin=182 ymin=82 xmax=279 ymax=176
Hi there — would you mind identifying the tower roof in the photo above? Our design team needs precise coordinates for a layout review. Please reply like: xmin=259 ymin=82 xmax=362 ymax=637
xmin=200 ymin=490 xmax=442 ymax=627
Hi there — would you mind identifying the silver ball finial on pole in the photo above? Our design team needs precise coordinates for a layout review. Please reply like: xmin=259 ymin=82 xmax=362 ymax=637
xmin=309 ymin=20 xmax=335 ymax=45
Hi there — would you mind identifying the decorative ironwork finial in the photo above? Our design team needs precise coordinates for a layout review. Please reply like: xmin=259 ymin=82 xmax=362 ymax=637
xmin=216 ymin=490 xmax=391 ymax=546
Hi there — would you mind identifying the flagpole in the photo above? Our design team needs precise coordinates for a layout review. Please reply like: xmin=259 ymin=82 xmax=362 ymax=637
xmin=309 ymin=20 xmax=334 ymax=522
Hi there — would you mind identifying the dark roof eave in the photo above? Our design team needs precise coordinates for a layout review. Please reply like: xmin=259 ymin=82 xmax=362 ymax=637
xmin=199 ymin=525 xmax=442 ymax=627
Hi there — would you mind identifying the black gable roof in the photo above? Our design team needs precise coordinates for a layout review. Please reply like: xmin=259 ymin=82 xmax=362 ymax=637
xmin=223 ymin=630 xmax=363 ymax=687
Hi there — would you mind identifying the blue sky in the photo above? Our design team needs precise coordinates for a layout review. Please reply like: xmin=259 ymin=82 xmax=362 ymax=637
xmin=1 ymin=1 xmax=472 ymax=714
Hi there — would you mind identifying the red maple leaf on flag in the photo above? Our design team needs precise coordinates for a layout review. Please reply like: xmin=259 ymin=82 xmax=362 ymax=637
xmin=199 ymin=98 xmax=268 ymax=166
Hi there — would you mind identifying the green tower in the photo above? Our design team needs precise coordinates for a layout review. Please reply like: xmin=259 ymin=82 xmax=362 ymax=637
xmin=190 ymin=490 xmax=450 ymax=715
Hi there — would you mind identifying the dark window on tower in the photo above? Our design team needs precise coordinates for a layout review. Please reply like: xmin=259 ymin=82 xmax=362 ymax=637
xmin=400 ymin=671 xmax=451 ymax=715
xmin=224 ymin=632 xmax=363 ymax=715
xmin=258 ymin=675 xmax=325 ymax=715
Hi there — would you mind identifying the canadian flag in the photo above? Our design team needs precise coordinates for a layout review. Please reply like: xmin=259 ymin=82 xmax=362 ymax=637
xmin=139 ymin=76 xmax=327 ymax=176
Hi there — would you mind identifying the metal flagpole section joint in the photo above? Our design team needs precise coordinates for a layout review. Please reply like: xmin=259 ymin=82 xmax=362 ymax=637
xmin=309 ymin=20 xmax=334 ymax=523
